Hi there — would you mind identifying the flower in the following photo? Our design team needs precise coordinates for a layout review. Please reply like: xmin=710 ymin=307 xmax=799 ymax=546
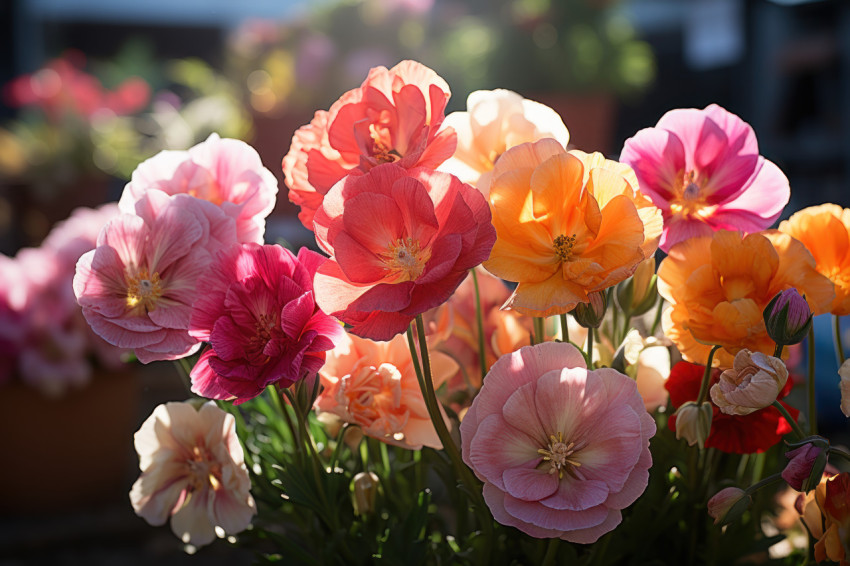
xmin=188 ymin=244 xmax=344 ymax=404
xmin=312 ymin=163 xmax=495 ymax=341
xmin=673 ymin=401 xmax=712 ymax=449
xmin=351 ymin=471 xmax=380 ymax=516
xmin=283 ymin=60 xmax=457 ymax=229
xmin=43 ymin=203 xmax=121 ymax=271
xmin=616 ymin=256 xmax=658 ymax=316
xmin=314 ymin=331 xmax=455 ymax=450
xmin=619 ymin=104 xmax=790 ymax=252
xmin=657 ymin=230 xmax=834 ymax=368
xmin=119 ymin=134 xmax=278 ymax=244
xmin=783 ymin=443 xmax=827 ymax=492
xmin=779 ymin=204 xmax=850 ymax=315
xmin=437 ymin=89 xmax=569 ymax=194
xmin=666 ymin=361 xmax=799 ymax=454
xmin=130 ymin=401 xmax=256 ymax=548
xmin=707 ymin=487 xmax=752 ymax=526
xmin=482 ymin=139 xmax=660 ymax=317
xmin=571 ymin=291 xmax=608 ymax=329
xmin=460 ymin=342 xmax=656 ymax=543
xmin=797 ymin=472 xmax=850 ymax=564
xmin=763 ymin=288 xmax=813 ymax=346
xmin=74 ymin=190 xmax=238 ymax=363
xmin=839 ymin=359 xmax=850 ymax=418
xmin=709 ymin=350 xmax=789 ymax=416
xmin=633 ymin=342 xmax=672 ymax=413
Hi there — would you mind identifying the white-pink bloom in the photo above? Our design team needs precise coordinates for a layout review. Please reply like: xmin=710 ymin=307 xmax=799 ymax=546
xmin=130 ymin=401 xmax=256 ymax=547
xmin=74 ymin=189 xmax=238 ymax=363
xmin=710 ymin=349 xmax=788 ymax=416
xmin=460 ymin=342 xmax=656 ymax=543
xmin=438 ymin=89 xmax=569 ymax=194
xmin=119 ymin=133 xmax=277 ymax=244
xmin=43 ymin=203 xmax=121 ymax=270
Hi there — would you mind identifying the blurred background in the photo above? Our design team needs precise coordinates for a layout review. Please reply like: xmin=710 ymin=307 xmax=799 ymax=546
xmin=0 ymin=0 xmax=847 ymax=563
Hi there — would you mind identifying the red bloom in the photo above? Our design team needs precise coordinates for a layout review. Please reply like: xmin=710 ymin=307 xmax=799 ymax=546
xmin=665 ymin=361 xmax=799 ymax=454
xmin=312 ymin=163 xmax=496 ymax=341
xmin=188 ymin=243 xmax=344 ymax=404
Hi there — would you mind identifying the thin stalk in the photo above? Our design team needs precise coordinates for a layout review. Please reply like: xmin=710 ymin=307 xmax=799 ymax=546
xmin=587 ymin=326 xmax=594 ymax=367
xmin=835 ymin=315 xmax=846 ymax=366
xmin=808 ymin=324 xmax=818 ymax=436
xmin=471 ymin=269 xmax=488 ymax=383
xmin=773 ymin=343 xmax=784 ymax=358
xmin=172 ymin=358 xmax=195 ymax=396
xmin=773 ymin=400 xmax=806 ymax=441
xmin=559 ymin=313 xmax=569 ymax=343
xmin=744 ymin=473 xmax=784 ymax=496
xmin=541 ymin=538 xmax=559 ymax=566
xmin=696 ymin=345 xmax=722 ymax=405
xmin=649 ymin=296 xmax=663 ymax=336
xmin=533 ymin=317 xmax=545 ymax=345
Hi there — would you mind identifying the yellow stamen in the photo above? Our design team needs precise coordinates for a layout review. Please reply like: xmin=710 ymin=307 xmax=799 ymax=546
xmin=379 ymin=237 xmax=431 ymax=282
xmin=126 ymin=269 xmax=162 ymax=312
xmin=537 ymin=431 xmax=582 ymax=479
xmin=553 ymin=234 xmax=577 ymax=262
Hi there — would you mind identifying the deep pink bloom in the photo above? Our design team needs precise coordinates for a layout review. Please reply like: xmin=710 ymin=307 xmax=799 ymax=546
xmin=620 ymin=104 xmax=789 ymax=251
xmin=282 ymin=60 xmax=457 ymax=229
xmin=312 ymin=163 xmax=496 ymax=341
xmin=460 ymin=342 xmax=656 ymax=543
xmin=783 ymin=443 xmax=825 ymax=491
xmin=188 ymin=244 xmax=344 ymax=403
xmin=74 ymin=190 xmax=238 ymax=363
xmin=119 ymin=134 xmax=278 ymax=244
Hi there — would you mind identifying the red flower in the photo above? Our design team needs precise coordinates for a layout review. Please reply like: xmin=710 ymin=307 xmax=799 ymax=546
xmin=665 ymin=361 xmax=799 ymax=454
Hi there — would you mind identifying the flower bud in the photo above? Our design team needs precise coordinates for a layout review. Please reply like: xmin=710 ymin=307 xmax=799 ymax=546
xmin=351 ymin=471 xmax=379 ymax=516
xmin=572 ymin=291 xmax=608 ymax=329
xmin=616 ymin=257 xmax=657 ymax=316
xmin=708 ymin=487 xmax=752 ymax=526
xmin=783 ymin=442 xmax=828 ymax=492
xmin=674 ymin=401 xmax=713 ymax=449
xmin=710 ymin=350 xmax=788 ymax=416
xmin=763 ymin=288 xmax=813 ymax=346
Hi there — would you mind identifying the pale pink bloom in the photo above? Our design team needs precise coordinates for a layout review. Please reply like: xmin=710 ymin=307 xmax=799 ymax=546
xmin=460 ymin=342 xmax=656 ymax=543
xmin=188 ymin=243 xmax=344 ymax=404
xmin=620 ymin=104 xmax=789 ymax=251
xmin=710 ymin=350 xmax=788 ymax=416
xmin=119 ymin=134 xmax=277 ymax=244
xmin=283 ymin=60 xmax=457 ymax=229
xmin=619 ymin=330 xmax=672 ymax=413
xmin=315 ymin=331 xmax=456 ymax=450
xmin=43 ymin=203 xmax=121 ymax=270
xmin=130 ymin=401 xmax=256 ymax=548
xmin=439 ymin=89 xmax=569 ymax=194
xmin=839 ymin=359 xmax=850 ymax=417
xmin=74 ymin=189 xmax=238 ymax=363
xmin=707 ymin=487 xmax=750 ymax=525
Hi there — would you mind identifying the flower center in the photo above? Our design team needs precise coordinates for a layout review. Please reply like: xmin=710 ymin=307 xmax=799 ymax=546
xmin=379 ymin=237 xmax=431 ymax=282
xmin=126 ymin=269 xmax=162 ymax=312
xmin=669 ymin=170 xmax=717 ymax=220
xmin=370 ymin=123 xmax=401 ymax=164
xmin=553 ymin=234 xmax=577 ymax=262
xmin=538 ymin=432 xmax=582 ymax=479
xmin=186 ymin=445 xmax=223 ymax=492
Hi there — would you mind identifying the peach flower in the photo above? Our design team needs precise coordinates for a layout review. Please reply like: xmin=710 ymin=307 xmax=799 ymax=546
xmin=779 ymin=204 xmax=850 ymax=315
xmin=657 ymin=230 xmax=834 ymax=368
xmin=314 ymin=331 xmax=456 ymax=450
xmin=130 ymin=401 xmax=256 ymax=548
xmin=482 ymin=139 xmax=660 ymax=317
xmin=797 ymin=472 xmax=850 ymax=565
xmin=710 ymin=350 xmax=788 ymax=415
xmin=438 ymin=89 xmax=569 ymax=194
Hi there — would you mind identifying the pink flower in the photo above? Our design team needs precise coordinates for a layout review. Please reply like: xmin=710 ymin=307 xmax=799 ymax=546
xmin=460 ymin=342 xmax=656 ymax=543
xmin=119 ymin=134 xmax=278 ymax=244
xmin=130 ymin=401 xmax=256 ymax=548
xmin=314 ymin=330 xmax=455 ymax=449
xmin=783 ymin=443 xmax=826 ymax=492
xmin=43 ymin=203 xmax=121 ymax=271
xmin=74 ymin=190 xmax=238 ymax=363
xmin=188 ymin=243 xmax=344 ymax=404
xmin=312 ymin=163 xmax=496 ymax=341
xmin=282 ymin=60 xmax=457 ymax=229
xmin=620 ymin=104 xmax=789 ymax=251
xmin=707 ymin=487 xmax=751 ymax=526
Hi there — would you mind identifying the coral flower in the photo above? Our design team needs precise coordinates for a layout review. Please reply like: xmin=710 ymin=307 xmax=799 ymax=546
xmin=119 ymin=134 xmax=278 ymax=244
xmin=620 ymin=104 xmax=790 ymax=252
xmin=189 ymin=244 xmax=344 ymax=404
xmin=283 ymin=60 xmax=457 ymax=229
xmin=74 ymin=190 xmax=238 ymax=363
xmin=483 ymin=139 xmax=661 ymax=317
xmin=798 ymin=472 xmax=850 ymax=565
xmin=438 ymin=89 xmax=569 ymax=194
xmin=779 ymin=204 xmax=850 ymax=315
xmin=130 ymin=401 xmax=256 ymax=548
xmin=312 ymin=163 xmax=495 ymax=341
xmin=658 ymin=230 xmax=834 ymax=368
xmin=314 ymin=331 xmax=456 ymax=449
xmin=460 ymin=342 xmax=656 ymax=543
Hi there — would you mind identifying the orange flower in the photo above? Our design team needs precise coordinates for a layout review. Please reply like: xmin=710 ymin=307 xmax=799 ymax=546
xmin=658 ymin=230 xmax=834 ymax=368
xmin=798 ymin=472 xmax=850 ymax=565
xmin=779 ymin=204 xmax=850 ymax=315
xmin=482 ymin=139 xmax=661 ymax=317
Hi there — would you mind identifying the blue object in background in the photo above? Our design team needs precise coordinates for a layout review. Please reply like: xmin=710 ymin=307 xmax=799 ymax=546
xmin=809 ymin=314 xmax=850 ymax=435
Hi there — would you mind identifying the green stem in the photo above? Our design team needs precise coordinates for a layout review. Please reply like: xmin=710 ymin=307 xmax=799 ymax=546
xmin=835 ymin=315 xmax=846 ymax=366
xmin=773 ymin=400 xmax=806 ymax=440
xmin=586 ymin=325 xmax=594 ymax=367
xmin=808 ymin=324 xmax=818 ymax=436
xmin=649 ymin=296 xmax=664 ymax=336
xmin=541 ymin=538 xmax=559 ymax=566
xmin=773 ymin=343 xmax=784 ymax=358
xmin=533 ymin=317 xmax=545 ymax=346
xmin=744 ymin=473 xmax=785 ymax=496
xmin=471 ymin=269 xmax=488 ymax=384
xmin=559 ymin=313 xmax=569 ymax=343
xmin=830 ymin=447 xmax=850 ymax=464
xmin=172 ymin=358 xmax=195 ymax=396
xmin=696 ymin=345 xmax=722 ymax=405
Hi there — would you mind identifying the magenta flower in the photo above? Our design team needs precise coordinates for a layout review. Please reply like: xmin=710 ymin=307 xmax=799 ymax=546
xmin=620 ymin=104 xmax=789 ymax=251
xmin=460 ymin=342 xmax=656 ymax=543
xmin=119 ymin=134 xmax=278 ymax=244
xmin=74 ymin=190 xmax=238 ymax=363
xmin=188 ymin=243 xmax=344 ymax=403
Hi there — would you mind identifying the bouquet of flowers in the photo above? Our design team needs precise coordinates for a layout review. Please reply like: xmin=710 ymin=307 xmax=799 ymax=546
xmin=73 ymin=60 xmax=850 ymax=564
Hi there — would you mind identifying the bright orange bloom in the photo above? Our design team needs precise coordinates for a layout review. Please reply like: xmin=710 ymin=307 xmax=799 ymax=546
xmin=779 ymin=204 xmax=850 ymax=315
xmin=658 ymin=230 xmax=834 ymax=368
xmin=482 ymin=139 xmax=661 ymax=317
